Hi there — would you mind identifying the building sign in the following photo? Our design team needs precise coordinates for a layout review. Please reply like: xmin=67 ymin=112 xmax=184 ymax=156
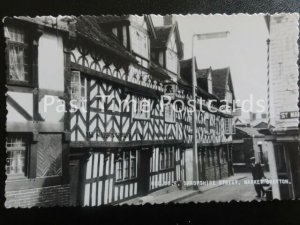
xmin=280 ymin=111 xmax=299 ymax=119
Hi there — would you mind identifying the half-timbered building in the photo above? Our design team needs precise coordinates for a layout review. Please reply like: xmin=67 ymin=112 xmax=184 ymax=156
xmin=5 ymin=15 xmax=236 ymax=207
xmin=180 ymin=62 xmax=236 ymax=181
xmin=68 ymin=15 xmax=189 ymax=206
xmin=5 ymin=16 xmax=74 ymax=207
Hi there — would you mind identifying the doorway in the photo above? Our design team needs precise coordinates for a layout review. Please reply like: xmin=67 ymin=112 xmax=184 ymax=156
xmin=138 ymin=148 xmax=151 ymax=196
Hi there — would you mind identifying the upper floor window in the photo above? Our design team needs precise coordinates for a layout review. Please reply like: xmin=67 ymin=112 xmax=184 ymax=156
xmin=165 ymin=104 xmax=176 ymax=123
xmin=6 ymin=135 xmax=28 ymax=179
xmin=205 ymin=119 xmax=210 ymax=133
xmin=70 ymin=71 xmax=86 ymax=110
xmin=215 ymin=121 xmax=219 ymax=134
xmin=132 ymin=96 xmax=150 ymax=120
xmin=225 ymin=118 xmax=233 ymax=135
xmin=6 ymin=26 xmax=31 ymax=85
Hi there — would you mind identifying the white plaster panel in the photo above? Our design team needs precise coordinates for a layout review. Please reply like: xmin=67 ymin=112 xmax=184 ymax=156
xmin=38 ymin=32 xmax=64 ymax=91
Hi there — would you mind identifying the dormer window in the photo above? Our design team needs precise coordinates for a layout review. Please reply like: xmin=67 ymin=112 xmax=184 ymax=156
xmin=111 ymin=26 xmax=128 ymax=48
xmin=112 ymin=27 xmax=118 ymax=36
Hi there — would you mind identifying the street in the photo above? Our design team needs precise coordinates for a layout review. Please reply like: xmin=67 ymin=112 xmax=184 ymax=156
xmin=176 ymin=173 xmax=263 ymax=203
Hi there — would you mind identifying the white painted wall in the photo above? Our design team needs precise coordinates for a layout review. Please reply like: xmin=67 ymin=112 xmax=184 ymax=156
xmin=7 ymin=92 xmax=33 ymax=122
xmin=265 ymin=141 xmax=281 ymax=199
xmin=184 ymin=148 xmax=194 ymax=182
xmin=38 ymin=31 xmax=64 ymax=92
xmin=269 ymin=14 xmax=299 ymax=129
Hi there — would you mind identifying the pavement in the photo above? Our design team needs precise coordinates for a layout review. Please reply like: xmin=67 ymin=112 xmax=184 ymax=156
xmin=119 ymin=173 xmax=253 ymax=205
xmin=176 ymin=173 xmax=267 ymax=203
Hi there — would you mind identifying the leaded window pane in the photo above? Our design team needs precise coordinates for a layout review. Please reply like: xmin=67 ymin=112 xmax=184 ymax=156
xmin=6 ymin=137 xmax=27 ymax=176
xmin=7 ymin=26 xmax=29 ymax=82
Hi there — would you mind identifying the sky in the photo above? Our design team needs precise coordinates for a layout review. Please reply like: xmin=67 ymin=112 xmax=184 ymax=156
xmin=151 ymin=15 xmax=269 ymax=119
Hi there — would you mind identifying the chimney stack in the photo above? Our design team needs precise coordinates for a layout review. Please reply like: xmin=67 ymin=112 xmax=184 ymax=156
xmin=163 ymin=15 xmax=174 ymax=26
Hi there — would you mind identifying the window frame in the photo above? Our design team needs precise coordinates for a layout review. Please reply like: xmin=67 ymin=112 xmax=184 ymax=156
xmin=205 ymin=118 xmax=210 ymax=133
xmin=132 ymin=96 xmax=151 ymax=120
xmin=5 ymin=25 xmax=33 ymax=87
xmin=159 ymin=147 xmax=175 ymax=171
xmin=70 ymin=71 xmax=87 ymax=110
xmin=115 ymin=149 xmax=137 ymax=182
xmin=6 ymin=134 xmax=31 ymax=180
xmin=165 ymin=104 xmax=176 ymax=123
xmin=224 ymin=118 xmax=233 ymax=135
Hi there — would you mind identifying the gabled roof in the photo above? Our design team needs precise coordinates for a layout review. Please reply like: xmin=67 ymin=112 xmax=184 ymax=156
xmin=95 ymin=15 xmax=157 ymax=39
xmin=149 ymin=62 xmax=170 ymax=81
xmin=75 ymin=16 xmax=136 ymax=63
xmin=151 ymin=22 xmax=184 ymax=59
xmin=196 ymin=67 xmax=211 ymax=92
xmin=196 ymin=68 xmax=211 ymax=79
xmin=151 ymin=25 xmax=173 ymax=49
xmin=253 ymin=121 xmax=269 ymax=129
xmin=179 ymin=59 xmax=218 ymax=99
xmin=211 ymin=67 xmax=235 ymax=100
xmin=179 ymin=58 xmax=197 ymax=86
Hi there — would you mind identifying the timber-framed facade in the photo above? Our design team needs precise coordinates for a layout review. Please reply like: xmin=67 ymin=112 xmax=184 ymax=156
xmin=4 ymin=15 xmax=236 ymax=207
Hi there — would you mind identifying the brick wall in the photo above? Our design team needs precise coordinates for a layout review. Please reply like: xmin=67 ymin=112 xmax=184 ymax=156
xmin=5 ymin=184 xmax=70 ymax=208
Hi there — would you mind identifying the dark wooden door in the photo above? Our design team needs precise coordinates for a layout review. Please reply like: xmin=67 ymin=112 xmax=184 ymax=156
xmin=138 ymin=149 xmax=151 ymax=196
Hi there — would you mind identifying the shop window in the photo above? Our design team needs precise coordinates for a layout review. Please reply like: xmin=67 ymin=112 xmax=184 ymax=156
xmin=116 ymin=160 xmax=123 ymax=180
xmin=116 ymin=150 xmax=137 ymax=181
xmin=6 ymin=26 xmax=31 ymax=85
xmin=159 ymin=147 xmax=174 ymax=170
xmin=130 ymin=151 xmax=136 ymax=178
xmin=160 ymin=150 xmax=165 ymax=170
xmin=6 ymin=136 xmax=28 ymax=178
